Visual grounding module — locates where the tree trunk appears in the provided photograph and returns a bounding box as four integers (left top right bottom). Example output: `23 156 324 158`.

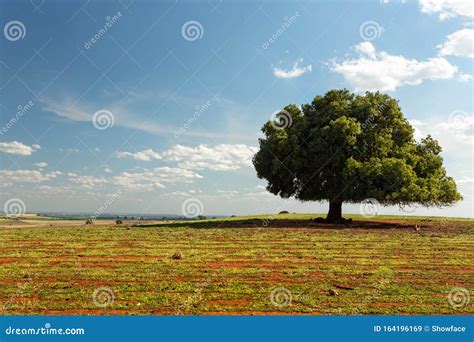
326 201 342 222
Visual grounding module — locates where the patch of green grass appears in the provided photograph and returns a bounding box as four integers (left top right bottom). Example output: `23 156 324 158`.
0 216 473 315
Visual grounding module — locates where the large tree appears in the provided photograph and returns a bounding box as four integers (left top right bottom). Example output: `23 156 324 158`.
253 89 461 222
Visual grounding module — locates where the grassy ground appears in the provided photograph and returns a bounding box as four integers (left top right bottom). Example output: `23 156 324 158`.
0 214 472 315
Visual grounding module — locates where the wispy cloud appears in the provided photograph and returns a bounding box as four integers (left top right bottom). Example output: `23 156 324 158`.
41 98 256 141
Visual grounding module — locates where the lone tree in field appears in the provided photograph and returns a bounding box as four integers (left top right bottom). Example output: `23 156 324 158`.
253 89 461 222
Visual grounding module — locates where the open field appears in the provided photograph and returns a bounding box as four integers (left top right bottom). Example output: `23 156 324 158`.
0 214 473 315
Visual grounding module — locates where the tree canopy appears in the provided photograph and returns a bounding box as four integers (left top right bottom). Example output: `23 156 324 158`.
253 89 462 222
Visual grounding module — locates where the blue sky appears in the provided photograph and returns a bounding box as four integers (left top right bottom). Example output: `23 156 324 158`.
0 0 473 217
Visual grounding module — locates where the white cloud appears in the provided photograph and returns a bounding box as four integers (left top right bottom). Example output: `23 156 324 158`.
113 167 202 191
116 149 161 161
162 144 258 171
38 185 75 195
419 0 474 20
35 162 48 168
458 73 474 81
104 167 112 173
0 141 41 156
408 119 426 141
436 113 474 147
409 114 474 158
68 175 109 189
274 59 312 79
438 28 474 59
115 144 258 171
0 169 61 186
331 42 458 92
65 167 202 191
355 42 377 59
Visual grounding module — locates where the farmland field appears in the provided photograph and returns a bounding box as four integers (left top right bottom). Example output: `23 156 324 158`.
0 214 473 315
